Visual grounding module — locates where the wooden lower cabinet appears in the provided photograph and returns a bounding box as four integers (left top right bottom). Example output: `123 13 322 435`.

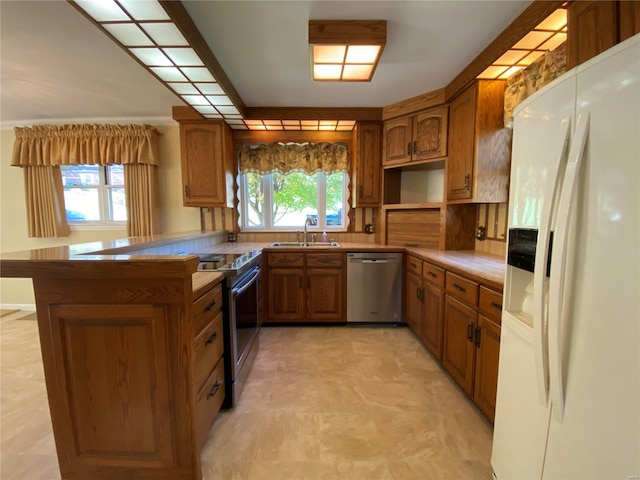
421 281 444 360
404 257 445 361
473 315 501 422
30 265 225 479
406 260 503 423
268 267 305 321
307 267 345 321
442 295 477 396
266 252 345 322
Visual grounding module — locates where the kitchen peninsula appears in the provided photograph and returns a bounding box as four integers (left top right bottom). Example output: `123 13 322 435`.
1 231 505 479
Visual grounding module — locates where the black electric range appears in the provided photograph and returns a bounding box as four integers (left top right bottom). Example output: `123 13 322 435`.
197 249 261 286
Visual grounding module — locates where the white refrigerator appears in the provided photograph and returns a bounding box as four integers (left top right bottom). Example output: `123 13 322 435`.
491 34 640 480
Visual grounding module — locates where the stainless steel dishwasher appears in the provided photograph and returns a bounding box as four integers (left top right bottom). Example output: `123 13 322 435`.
347 252 403 323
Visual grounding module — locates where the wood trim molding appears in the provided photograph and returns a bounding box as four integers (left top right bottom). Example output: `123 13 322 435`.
244 107 382 121
159 1 247 116
172 106 205 122
308 20 387 45
382 88 446 120
444 0 565 101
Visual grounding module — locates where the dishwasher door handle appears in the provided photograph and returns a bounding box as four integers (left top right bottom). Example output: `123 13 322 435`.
361 259 388 263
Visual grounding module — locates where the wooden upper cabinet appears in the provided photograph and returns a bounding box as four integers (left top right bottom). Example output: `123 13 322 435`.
446 80 511 203
179 122 235 208
383 105 448 166
383 116 413 165
567 0 618 69
412 106 448 162
352 122 382 207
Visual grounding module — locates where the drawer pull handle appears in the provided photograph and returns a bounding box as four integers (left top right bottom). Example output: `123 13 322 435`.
207 380 222 400
410 262 417 268
427 271 436 278
279 257 298 264
467 324 474 341
205 331 218 346
491 301 502 310
318 257 331 263
453 283 466 293
475 327 481 347
407 142 412 155
204 301 217 312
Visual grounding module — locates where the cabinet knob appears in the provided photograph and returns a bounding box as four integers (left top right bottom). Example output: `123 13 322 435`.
464 174 470 191
413 141 417 154
407 142 412 156
184 185 191 197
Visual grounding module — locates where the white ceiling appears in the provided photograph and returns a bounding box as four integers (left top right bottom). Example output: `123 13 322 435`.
0 0 532 127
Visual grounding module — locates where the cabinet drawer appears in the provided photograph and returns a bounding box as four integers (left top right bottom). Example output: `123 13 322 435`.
479 287 503 324
193 283 223 335
422 262 445 288
406 255 422 275
306 253 344 267
194 311 224 393
446 272 479 306
195 357 225 447
267 253 304 267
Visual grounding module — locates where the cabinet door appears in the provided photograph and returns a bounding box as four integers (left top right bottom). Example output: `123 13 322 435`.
180 123 232 207
267 268 305 321
404 271 422 334
307 268 344 322
383 116 413 165
442 295 477 396
446 84 476 201
619 0 640 42
354 122 382 207
567 0 618 69
473 315 501 423
412 106 448 162
421 282 444 361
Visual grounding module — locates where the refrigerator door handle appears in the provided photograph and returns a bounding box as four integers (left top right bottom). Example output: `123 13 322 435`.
533 118 572 406
548 112 590 423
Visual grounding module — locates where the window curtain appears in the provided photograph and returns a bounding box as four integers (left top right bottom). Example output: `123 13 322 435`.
237 142 349 175
11 124 160 237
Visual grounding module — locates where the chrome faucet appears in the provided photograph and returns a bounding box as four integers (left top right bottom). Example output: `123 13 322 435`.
303 217 313 246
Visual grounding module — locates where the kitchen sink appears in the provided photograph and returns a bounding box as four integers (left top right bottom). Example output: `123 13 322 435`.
270 241 341 247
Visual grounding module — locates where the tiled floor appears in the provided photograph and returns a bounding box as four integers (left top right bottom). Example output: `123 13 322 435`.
0 312 493 479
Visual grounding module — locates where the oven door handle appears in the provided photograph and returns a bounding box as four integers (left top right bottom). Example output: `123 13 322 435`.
231 267 260 298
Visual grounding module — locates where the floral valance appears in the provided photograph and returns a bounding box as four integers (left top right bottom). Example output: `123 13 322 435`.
11 124 160 167
237 142 349 175
504 42 567 128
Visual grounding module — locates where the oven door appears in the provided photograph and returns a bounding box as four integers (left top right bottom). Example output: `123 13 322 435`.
228 266 260 381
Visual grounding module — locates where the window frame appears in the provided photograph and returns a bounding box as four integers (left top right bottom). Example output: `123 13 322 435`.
239 171 349 232
61 165 127 229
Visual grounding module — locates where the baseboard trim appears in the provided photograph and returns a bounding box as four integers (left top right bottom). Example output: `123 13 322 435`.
1 304 36 311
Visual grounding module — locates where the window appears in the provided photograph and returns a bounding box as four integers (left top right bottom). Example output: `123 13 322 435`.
61 165 126 224
240 171 348 230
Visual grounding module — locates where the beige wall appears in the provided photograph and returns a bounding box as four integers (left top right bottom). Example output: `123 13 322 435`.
0 124 201 307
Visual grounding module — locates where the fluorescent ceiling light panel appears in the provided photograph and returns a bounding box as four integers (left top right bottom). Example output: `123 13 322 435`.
539 33 567 51
206 95 233 106
119 0 169 21
216 106 240 115
194 105 219 115
181 95 210 106
313 45 346 64
129 48 172 66
309 20 386 82
345 45 380 64
167 83 199 94
181 67 216 82
314 64 342 80
150 66 188 82
196 83 224 95
103 24 152 46
163 48 203 66
75 0 128 21
141 23 189 46
513 31 553 50
342 64 373 81
535 9 567 31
